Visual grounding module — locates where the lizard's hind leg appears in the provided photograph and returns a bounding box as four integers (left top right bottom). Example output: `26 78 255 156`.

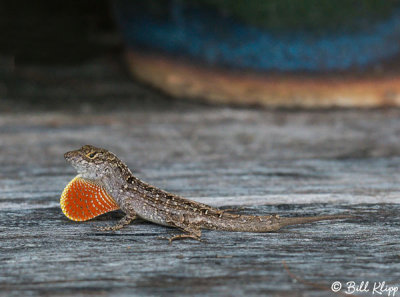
168 232 202 244
165 218 202 243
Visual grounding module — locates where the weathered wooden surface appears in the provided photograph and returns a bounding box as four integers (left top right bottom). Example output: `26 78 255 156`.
1 59 400 297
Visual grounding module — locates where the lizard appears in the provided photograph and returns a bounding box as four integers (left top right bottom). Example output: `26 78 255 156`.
61 145 350 243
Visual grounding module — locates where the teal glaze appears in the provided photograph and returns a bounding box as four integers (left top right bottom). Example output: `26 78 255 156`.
114 1 400 71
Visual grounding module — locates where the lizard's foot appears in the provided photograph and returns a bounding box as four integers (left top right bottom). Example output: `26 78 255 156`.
95 214 137 232
168 233 202 244
164 216 202 243
96 225 124 232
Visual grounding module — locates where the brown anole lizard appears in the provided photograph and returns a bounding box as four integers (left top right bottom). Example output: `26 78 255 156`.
61 145 350 243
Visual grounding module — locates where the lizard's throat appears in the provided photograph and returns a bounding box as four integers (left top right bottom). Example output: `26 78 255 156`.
97 174 126 191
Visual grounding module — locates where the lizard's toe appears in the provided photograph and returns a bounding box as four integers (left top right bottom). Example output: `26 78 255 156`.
94 225 114 232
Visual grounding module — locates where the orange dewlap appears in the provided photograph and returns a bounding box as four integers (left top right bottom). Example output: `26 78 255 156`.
60 175 119 221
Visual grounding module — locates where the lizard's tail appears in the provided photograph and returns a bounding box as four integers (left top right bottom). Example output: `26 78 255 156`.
210 213 351 232
276 214 351 229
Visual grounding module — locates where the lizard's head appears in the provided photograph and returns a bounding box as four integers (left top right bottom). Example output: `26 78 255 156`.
64 145 119 180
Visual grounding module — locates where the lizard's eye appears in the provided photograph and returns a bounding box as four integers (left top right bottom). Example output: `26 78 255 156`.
87 152 98 159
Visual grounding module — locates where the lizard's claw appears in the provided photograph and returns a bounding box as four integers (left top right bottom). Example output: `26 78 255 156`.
156 234 202 244
167 234 202 244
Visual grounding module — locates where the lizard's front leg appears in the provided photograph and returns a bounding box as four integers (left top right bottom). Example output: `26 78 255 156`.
96 213 138 231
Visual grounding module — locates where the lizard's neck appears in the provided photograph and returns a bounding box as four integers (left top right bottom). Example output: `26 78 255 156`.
101 174 126 192
97 161 135 203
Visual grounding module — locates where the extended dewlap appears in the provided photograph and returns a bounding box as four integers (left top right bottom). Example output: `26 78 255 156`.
60 176 119 221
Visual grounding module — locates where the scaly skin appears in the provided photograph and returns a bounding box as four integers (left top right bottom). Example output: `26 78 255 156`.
64 145 350 242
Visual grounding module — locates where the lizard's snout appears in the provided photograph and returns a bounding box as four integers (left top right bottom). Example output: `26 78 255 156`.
64 151 74 161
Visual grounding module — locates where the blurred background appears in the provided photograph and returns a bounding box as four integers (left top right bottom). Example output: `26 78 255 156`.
1 1 400 296
2 0 400 109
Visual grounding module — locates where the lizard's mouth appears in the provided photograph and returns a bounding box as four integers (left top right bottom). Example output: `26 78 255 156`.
64 150 83 166
64 151 75 162
64 150 92 177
